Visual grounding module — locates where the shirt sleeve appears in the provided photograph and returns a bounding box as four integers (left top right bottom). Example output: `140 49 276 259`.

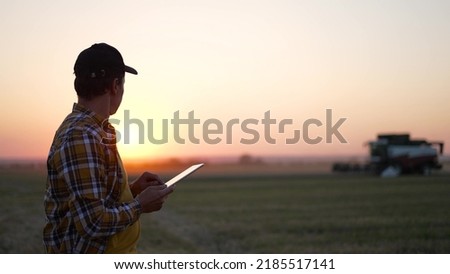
55 130 142 239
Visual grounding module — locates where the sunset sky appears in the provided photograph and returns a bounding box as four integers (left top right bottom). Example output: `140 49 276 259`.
0 0 449 161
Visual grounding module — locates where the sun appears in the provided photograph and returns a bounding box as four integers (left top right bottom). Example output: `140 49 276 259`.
116 138 165 162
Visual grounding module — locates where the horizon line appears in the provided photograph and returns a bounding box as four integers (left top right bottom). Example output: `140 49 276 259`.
1 153 450 164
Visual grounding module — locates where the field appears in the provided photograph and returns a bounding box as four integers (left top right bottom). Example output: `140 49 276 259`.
0 164 449 254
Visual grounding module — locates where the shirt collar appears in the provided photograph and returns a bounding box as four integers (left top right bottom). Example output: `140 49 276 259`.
72 103 118 146
72 102 106 128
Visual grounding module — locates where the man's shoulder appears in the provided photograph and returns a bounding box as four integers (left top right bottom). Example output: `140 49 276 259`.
51 111 106 149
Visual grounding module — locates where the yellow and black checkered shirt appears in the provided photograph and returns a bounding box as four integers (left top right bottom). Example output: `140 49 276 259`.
43 103 142 253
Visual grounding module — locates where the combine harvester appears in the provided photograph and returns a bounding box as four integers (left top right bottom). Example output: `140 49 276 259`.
333 134 444 177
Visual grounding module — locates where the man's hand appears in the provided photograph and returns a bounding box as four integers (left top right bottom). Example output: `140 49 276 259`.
136 184 175 213
130 172 164 197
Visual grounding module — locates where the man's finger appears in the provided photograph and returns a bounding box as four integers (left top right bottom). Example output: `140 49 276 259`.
143 172 164 185
146 184 167 191
161 185 175 196
146 180 162 186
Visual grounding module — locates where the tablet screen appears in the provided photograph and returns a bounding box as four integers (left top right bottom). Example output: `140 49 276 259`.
165 163 204 187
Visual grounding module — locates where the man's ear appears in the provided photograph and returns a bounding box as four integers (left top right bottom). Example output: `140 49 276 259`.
111 78 121 94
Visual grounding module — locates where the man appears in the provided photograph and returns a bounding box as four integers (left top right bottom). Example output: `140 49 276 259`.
43 43 174 253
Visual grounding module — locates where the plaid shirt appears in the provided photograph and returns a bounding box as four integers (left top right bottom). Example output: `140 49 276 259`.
43 103 142 253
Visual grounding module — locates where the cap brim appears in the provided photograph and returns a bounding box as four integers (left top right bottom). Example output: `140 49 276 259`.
125 65 138 75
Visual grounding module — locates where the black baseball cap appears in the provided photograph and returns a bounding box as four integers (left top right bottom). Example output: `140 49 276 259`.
74 43 138 79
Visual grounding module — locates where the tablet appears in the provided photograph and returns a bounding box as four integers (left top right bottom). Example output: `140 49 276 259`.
165 163 204 187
